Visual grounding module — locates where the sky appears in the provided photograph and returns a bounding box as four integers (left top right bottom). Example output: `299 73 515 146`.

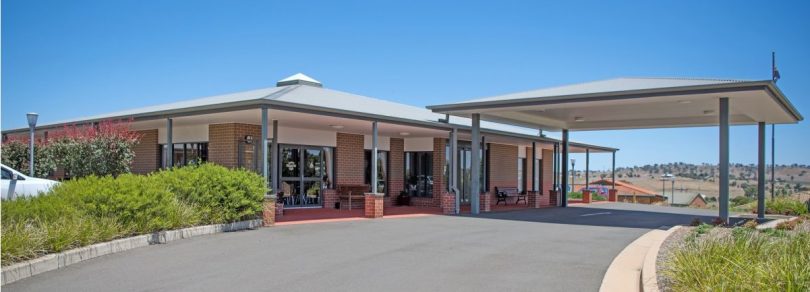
3 0 809 170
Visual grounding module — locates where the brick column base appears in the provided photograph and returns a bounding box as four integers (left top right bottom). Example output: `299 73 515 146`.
323 189 338 209
262 195 277 227
275 203 284 217
481 192 492 212
549 190 559 206
608 189 618 202
582 190 592 204
527 191 541 208
441 192 456 215
364 193 384 218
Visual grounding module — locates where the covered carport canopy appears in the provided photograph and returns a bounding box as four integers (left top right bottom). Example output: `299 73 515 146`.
428 77 803 219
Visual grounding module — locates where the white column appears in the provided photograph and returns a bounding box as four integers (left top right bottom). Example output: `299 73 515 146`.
470 113 481 214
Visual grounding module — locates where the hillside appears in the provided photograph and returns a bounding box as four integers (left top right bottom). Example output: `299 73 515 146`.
584 163 810 201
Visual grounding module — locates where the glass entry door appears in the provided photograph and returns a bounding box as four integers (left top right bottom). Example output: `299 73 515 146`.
456 142 484 204
280 145 325 208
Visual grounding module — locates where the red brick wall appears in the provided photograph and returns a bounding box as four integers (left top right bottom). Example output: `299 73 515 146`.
336 132 365 186
487 143 518 193
386 138 405 207
542 149 554 206
208 123 261 169
132 129 159 174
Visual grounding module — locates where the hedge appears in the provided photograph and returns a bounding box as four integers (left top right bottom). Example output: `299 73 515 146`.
1 163 267 265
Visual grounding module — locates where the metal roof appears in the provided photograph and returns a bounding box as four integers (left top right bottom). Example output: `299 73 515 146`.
428 77 802 131
1 79 618 152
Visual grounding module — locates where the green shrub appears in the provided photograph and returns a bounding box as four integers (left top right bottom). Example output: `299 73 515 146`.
152 164 265 223
1 163 265 265
568 192 583 199
663 227 810 291
764 197 809 215
730 195 754 206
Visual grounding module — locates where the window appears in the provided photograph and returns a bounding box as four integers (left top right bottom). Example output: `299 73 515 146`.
160 142 209 168
405 152 433 197
364 150 388 195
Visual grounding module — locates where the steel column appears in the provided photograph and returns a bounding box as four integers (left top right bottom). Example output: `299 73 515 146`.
561 130 569 207
261 106 269 186
451 128 459 214
166 118 173 168
585 149 590 187
371 121 379 194
470 113 481 214
757 122 766 220
532 141 537 192
272 120 279 193
719 98 730 223
611 151 616 189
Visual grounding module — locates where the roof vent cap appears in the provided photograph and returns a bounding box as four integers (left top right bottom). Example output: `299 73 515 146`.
277 73 322 88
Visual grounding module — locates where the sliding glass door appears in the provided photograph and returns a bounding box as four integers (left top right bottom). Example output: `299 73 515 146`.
279 145 329 208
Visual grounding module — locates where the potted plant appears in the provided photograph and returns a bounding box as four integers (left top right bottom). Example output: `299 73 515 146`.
397 190 411 206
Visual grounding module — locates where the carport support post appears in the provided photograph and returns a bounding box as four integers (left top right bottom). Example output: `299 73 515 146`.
261 106 269 185
561 129 569 207
166 118 173 168
719 98 730 224
272 120 279 193
372 121 379 194
611 151 616 189
532 141 537 192
757 122 766 220
470 113 481 214
451 128 459 214
585 149 590 187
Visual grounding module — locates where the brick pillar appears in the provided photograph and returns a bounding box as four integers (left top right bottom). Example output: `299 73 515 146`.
441 192 456 215
262 195 277 227
364 193 384 218
527 191 541 208
336 133 365 185
323 189 339 209
609 189 618 202
431 138 447 208
481 192 492 212
549 190 559 206
132 129 159 174
387 138 405 207
487 143 518 193
582 190 591 204
541 149 554 206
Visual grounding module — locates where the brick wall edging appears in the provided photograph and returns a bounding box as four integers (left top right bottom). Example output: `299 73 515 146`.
1 219 263 286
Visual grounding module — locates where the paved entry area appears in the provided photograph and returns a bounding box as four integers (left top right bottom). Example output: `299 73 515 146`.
4 203 722 292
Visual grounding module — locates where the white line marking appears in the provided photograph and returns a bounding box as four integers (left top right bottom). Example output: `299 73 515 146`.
581 212 612 217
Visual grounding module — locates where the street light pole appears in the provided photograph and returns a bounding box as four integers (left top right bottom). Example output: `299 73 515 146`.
26 113 39 177
571 158 576 193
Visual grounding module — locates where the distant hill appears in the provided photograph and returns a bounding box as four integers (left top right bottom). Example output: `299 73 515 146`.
586 163 810 199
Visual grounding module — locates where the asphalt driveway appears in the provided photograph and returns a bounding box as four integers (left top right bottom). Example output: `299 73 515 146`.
4 203 721 292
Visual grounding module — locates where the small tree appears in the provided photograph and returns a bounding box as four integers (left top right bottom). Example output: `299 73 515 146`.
0 138 57 178
48 120 140 178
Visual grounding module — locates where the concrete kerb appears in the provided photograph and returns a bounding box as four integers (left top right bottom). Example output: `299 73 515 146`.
599 225 680 292
1 219 262 286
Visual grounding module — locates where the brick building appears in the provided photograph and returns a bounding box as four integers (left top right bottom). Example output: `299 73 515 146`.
2 73 617 215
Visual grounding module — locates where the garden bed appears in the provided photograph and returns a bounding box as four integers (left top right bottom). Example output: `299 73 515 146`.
656 217 810 291
1 164 266 266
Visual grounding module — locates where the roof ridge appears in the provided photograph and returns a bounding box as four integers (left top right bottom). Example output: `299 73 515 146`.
618 76 751 82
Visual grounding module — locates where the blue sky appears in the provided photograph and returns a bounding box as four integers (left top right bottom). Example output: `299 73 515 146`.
3 0 809 170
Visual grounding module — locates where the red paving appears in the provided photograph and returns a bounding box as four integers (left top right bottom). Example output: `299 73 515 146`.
276 206 442 225
276 203 562 225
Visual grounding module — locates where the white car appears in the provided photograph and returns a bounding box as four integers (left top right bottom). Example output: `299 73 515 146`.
1 164 59 200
